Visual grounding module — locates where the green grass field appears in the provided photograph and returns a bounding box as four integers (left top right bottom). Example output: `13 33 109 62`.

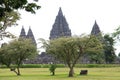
0 67 120 80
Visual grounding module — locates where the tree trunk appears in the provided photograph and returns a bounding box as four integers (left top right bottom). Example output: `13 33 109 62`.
17 67 21 76
68 67 74 77
10 67 20 76
52 71 55 76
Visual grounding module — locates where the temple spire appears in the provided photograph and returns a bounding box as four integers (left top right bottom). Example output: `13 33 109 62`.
26 27 37 46
49 7 71 39
58 7 63 16
19 26 26 38
19 26 37 46
91 20 101 36
91 20 104 42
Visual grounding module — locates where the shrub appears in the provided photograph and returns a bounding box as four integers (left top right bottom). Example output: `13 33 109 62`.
49 64 56 76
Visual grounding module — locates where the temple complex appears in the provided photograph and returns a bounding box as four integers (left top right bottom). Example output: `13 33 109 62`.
19 8 104 64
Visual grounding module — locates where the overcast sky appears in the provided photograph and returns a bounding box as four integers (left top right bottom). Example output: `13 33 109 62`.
7 0 120 54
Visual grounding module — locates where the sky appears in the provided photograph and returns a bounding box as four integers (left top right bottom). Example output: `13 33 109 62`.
7 0 120 54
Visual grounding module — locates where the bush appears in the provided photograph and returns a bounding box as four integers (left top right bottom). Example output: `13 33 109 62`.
49 64 56 76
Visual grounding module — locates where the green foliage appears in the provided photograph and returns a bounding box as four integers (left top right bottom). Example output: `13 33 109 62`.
103 34 116 63
19 64 120 68
0 64 65 68
0 38 38 75
112 26 120 40
0 0 40 40
20 64 42 68
118 53 120 57
25 3 41 14
0 0 40 18
9 38 38 61
56 64 66 68
0 11 20 39
1 64 120 69
49 64 56 76
0 43 12 67
88 52 105 63
40 35 103 77
75 64 120 68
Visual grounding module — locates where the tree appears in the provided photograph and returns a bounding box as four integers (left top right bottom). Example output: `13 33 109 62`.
103 34 116 63
118 53 120 57
0 38 38 75
40 35 103 77
0 0 40 40
112 26 120 40
0 0 40 18
0 11 20 39
87 51 105 64
49 64 56 76
0 43 12 67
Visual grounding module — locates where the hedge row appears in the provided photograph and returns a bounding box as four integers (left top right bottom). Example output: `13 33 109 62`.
0 64 120 68
0 64 65 68
75 64 120 68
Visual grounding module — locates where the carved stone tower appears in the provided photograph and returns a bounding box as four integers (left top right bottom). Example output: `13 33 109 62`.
19 26 26 38
91 20 103 42
49 7 71 39
26 27 37 46
19 26 36 46
91 20 101 36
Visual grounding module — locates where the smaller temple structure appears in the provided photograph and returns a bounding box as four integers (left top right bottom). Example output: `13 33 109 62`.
19 26 37 46
91 20 103 42
91 20 101 36
19 27 26 38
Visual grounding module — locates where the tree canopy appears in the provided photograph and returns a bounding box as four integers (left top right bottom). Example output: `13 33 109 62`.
0 11 20 39
40 35 103 77
0 38 38 75
103 34 116 63
0 0 41 18
0 0 40 40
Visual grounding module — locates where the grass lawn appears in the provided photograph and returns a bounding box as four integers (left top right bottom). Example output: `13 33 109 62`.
0 67 120 80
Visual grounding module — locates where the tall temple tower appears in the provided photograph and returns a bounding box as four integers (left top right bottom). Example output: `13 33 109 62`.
19 26 26 38
26 27 37 46
91 20 103 42
49 7 71 39
91 20 101 36
19 26 36 46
